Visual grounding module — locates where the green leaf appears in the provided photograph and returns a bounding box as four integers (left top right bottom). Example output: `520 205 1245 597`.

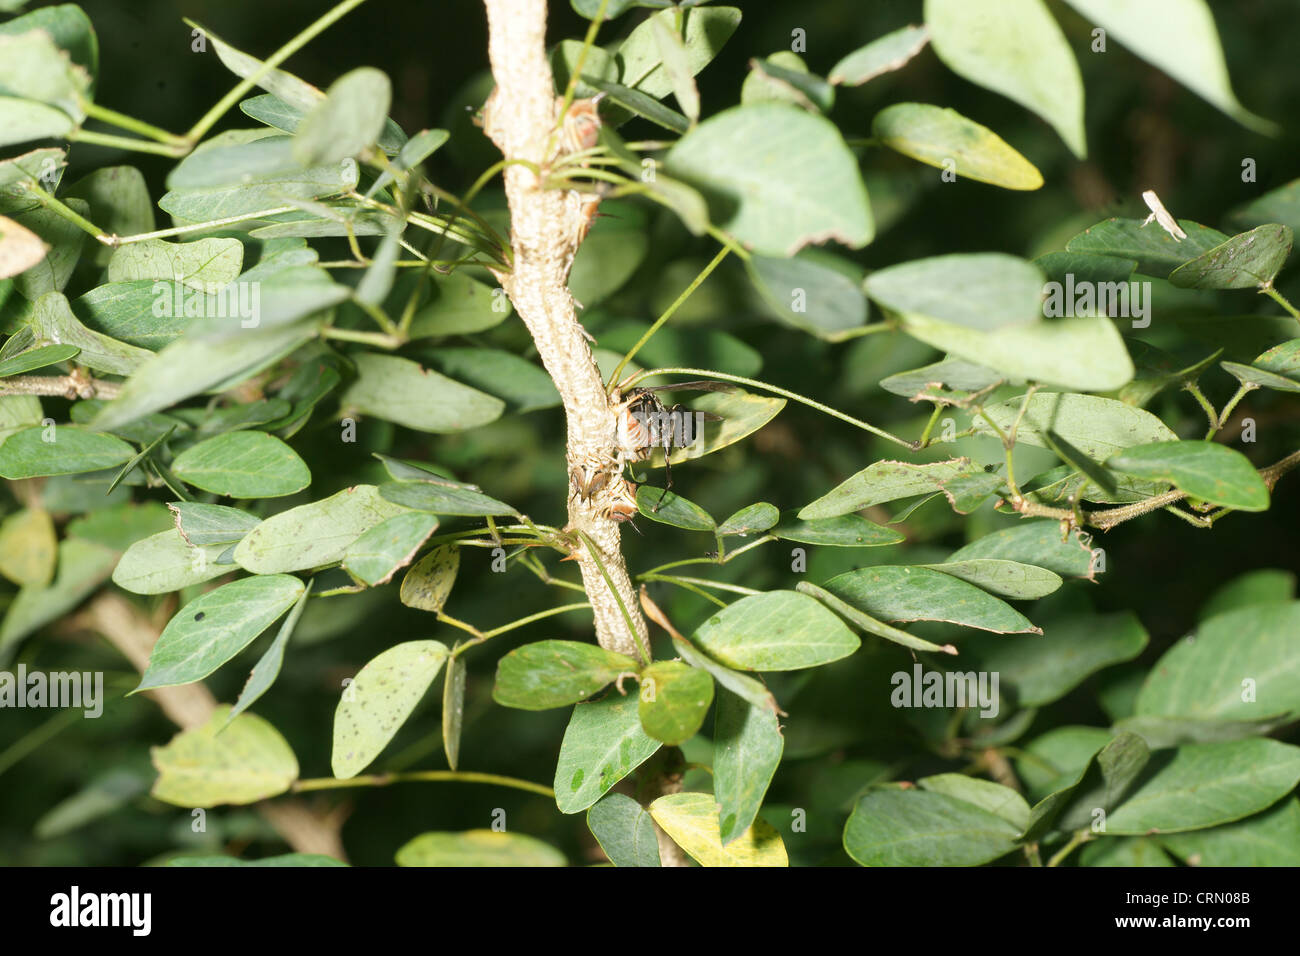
575 76 689 134
587 793 661 867
1168 224 1292 290
923 559 1062 600
0 29 90 122
665 103 872 256
10 198 88 298
341 512 439 587
770 512 904 547
1198 569 1295 621
134 574 305 691
0 5 99 82
872 104 1043 190
293 66 391 166
961 610 1147 707
714 687 783 845
339 352 504 433
571 0 670 21
240 93 405 155
425 348 558 413
844 786 1021 866
571 200 651 307
395 831 565 867
493 641 639 711
442 649 466 771
1022 731 1150 839
974 392 1177 462
829 24 929 86
227 578 311 723
66 501 172 551
899 313 1135 391
1222 338 1300 393
90 320 320 431
1230 178 1300 234
635 486 714 531
0 343 78 377
824 566 1042 635
169 502 260 547
948 520 1100 579
920 774 1030 830
398 544 459 612
331 640 449 778
0 424 132 478
0 506 55 587
1107 738 1300 834
111 529 232 595
233 485 406 574
408 271 509 337
799 457 979 519
64 165 152 266
107 238 244 294
649 15 700 122
0 537 116 660
1061 0 1277 135
0 96 75 148
1065 216 1229 278
650 791 787 866
638 660 713 745
34 767 149 840
1158 798 1300 866
1135 601 1300 724
368 127 448 194
554 692 662 814
670 633 780 715
617 6 741 101
1107 440 1269 511
379 479 516 517
151 707 297 807
159 133 359 224
171 430 311 499
201 27 321 109
797 581 957 656
691 590 860 671
925 0 1084 156
1015 725 1114 799
1079 837 1174 867
744 55 833 113
746 251 868 340
717 502 779 537
646 388 786 468
28 291 150 376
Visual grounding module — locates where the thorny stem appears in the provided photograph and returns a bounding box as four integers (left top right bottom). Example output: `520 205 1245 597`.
480 0 649 663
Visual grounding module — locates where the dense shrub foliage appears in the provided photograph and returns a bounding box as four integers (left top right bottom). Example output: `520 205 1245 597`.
1 0 1298 867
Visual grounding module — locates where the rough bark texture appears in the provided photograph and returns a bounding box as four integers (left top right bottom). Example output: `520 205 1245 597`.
479 0 648 662
479 0 688 867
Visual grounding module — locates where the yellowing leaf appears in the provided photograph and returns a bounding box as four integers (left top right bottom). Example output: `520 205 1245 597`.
649 791 787 866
